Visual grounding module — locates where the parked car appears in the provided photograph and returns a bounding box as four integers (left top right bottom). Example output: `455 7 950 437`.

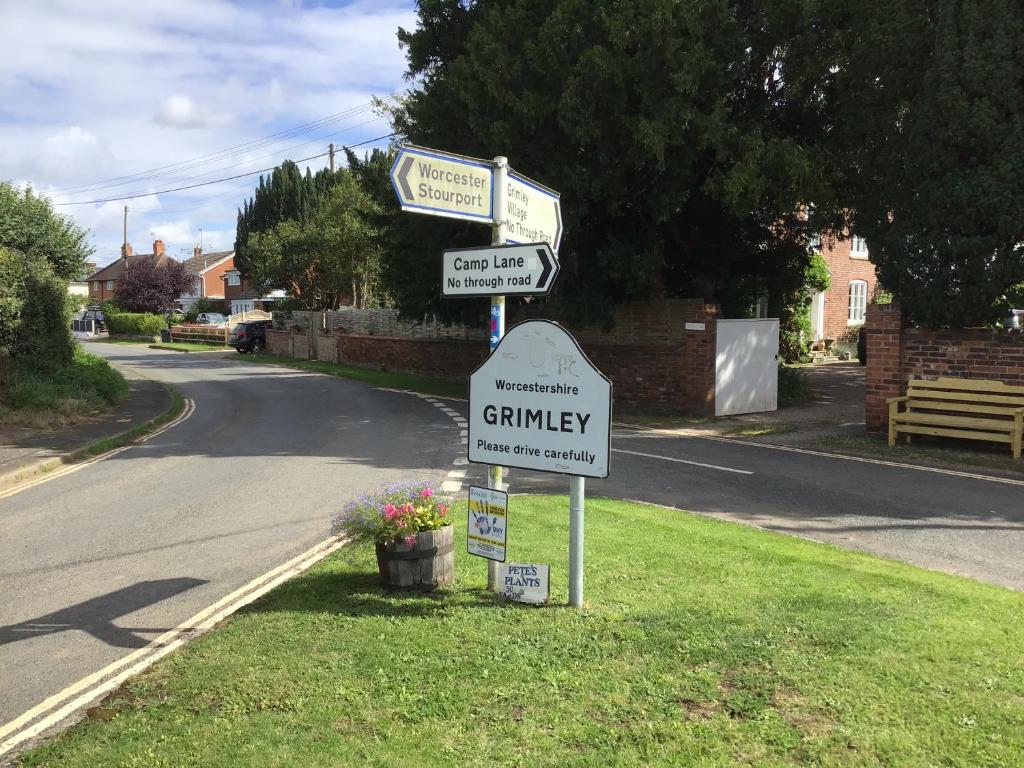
195 312 226 327
80 307 106 332
229 320 272 353
162 308 185 325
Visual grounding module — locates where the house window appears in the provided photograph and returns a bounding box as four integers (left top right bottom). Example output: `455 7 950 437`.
850 234 869 259
106 280 114 290
227 273 240 286
849 280 868 324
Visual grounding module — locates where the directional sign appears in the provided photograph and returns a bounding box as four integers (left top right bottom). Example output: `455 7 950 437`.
442 242 559 298
468 320 612 478
502 169 562 252
390 145 494 223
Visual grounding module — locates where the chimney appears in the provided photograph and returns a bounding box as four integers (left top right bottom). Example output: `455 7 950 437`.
193 245 202 259
153 239 165 257
121 242 132 261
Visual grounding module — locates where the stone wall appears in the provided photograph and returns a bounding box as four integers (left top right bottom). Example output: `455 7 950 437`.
864 303 1024 432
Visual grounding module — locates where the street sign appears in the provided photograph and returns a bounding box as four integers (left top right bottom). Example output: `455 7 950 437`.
390 145 494 223
496 563 549 604
467 485 508 562
502 169 562 252
442 242 559 298
468 320 612 478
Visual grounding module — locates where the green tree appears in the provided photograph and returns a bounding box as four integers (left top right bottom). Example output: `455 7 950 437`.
821 0 1024 327
384 0 832 324
0 181 93 280
779 252 831 363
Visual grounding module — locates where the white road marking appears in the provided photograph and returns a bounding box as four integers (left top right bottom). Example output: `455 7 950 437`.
611 447 754 475
700 435 1024 486
0 534 346 759
0 399 196 501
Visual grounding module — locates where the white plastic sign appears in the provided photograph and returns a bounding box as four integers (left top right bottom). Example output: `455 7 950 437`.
496 563 549 604
468 320 612 478
467 485 507 562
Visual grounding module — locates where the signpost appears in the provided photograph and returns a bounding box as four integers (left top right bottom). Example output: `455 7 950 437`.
390 145 494 223
442 242 559 298
467 485 508 562
468 320 612 479
503 170 563 252
390 142 607 608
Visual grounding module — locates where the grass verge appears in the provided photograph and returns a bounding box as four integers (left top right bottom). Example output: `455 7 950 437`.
0 348 129 428
21 496 1023 767
242 352 467 399
810 433 1024 477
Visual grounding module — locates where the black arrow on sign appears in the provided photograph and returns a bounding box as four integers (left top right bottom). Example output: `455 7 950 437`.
396 155 415 200
537 247 555 289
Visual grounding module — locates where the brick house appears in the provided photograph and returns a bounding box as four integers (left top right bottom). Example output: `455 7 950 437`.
179 248 234 311
85 240 175 303
810 229 878 344
222 268 285 314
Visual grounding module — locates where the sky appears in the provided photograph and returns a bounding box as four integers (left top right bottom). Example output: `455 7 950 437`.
0 0 416 268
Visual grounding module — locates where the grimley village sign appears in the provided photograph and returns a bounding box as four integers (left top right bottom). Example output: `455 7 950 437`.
390 143 610 608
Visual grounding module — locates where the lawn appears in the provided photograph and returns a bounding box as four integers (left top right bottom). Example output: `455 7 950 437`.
21 496 1023 767
93 338 227 352
0 347 128 427
244 353 467 399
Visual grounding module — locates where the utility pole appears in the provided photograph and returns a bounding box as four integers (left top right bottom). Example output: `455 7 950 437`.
121 205 128 258
329 143 335 172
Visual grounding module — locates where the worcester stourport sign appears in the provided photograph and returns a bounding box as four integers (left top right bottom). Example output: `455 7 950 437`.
390 145 493 223
442 242 559 297
468 320 612 479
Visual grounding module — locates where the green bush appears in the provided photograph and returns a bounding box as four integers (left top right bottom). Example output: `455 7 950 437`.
0 249 75 371
106 312 165 337
0 347 128 424
778 364 816 408
779 253 831 363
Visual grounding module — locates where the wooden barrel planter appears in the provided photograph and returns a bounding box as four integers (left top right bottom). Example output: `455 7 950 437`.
375 526 454 591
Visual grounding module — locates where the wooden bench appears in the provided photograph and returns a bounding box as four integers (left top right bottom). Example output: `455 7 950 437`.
888 377 1024 459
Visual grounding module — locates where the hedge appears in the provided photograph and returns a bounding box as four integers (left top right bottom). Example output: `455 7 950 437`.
106 312 165 337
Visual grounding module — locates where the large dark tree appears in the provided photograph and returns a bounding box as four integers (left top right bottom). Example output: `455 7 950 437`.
382 0 834 325
820 0 1024 327
115 258 196 314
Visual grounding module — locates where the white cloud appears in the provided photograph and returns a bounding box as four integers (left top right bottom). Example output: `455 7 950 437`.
0 0 415 266
154 94 227 130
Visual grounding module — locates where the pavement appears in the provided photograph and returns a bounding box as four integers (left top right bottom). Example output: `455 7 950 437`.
2 348 1022 753
0 363 171 492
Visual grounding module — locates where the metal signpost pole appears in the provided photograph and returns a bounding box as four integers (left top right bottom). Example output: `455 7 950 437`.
487 156 508 591
569 476 585 607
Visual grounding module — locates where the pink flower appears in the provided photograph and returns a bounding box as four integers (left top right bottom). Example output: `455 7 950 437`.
404 534 417 547
438 503 448 517
401 502 414 514
383 504 397 519
420 487 434 498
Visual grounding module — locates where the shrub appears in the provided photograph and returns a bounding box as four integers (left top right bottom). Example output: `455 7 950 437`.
779 253 831 363
0 249 74 371
106 312 166 337
778 364 816 408
0 347 128 425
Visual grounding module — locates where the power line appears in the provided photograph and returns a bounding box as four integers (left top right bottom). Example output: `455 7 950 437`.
53 133 396 206
50 97 402 196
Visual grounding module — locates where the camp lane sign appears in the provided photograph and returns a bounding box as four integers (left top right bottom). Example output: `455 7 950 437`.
390 145 493 223
442 242 559 297
468 320 612 478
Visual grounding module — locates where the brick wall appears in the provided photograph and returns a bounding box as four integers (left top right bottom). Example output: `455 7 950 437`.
865 303 1024 432
266 305 721 414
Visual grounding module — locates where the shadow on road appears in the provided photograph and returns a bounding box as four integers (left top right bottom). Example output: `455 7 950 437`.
0 578 207 648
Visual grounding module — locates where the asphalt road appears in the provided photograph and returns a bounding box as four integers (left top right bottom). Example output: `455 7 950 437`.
454 413 1024 592
3 345 1022 734
0 345 461 725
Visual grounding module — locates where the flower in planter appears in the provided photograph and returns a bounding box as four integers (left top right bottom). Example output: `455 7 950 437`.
331 480 453 545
